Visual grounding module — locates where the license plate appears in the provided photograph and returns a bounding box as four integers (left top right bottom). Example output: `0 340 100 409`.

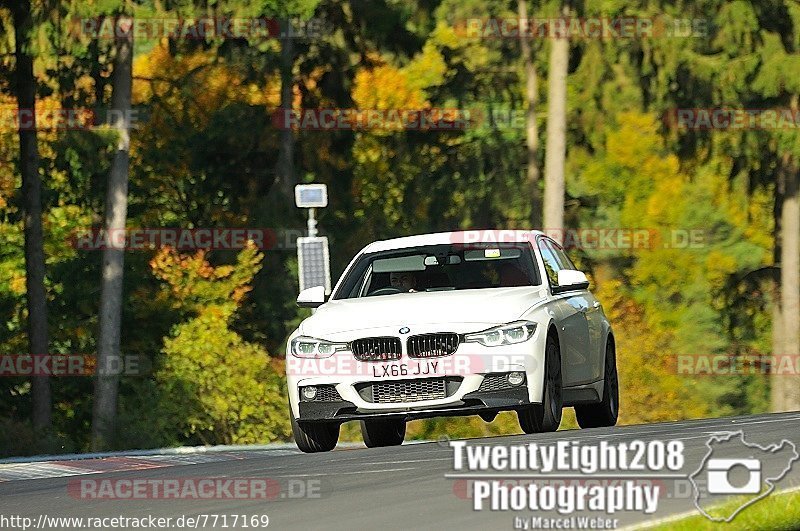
371 360 441 378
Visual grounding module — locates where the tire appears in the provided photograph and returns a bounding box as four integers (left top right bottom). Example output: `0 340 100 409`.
291 413 340 453
518 333 563 433
360 418 406 448
575 338 619 429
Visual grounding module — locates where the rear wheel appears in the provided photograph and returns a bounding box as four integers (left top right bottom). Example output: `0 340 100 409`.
575 338 619 428
518 334 563 433
360 418 406 448
291 414 340 453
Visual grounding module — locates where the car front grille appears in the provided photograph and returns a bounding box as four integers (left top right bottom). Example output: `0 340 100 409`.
407 333 460 358
370 378 447 403
351 337 402 362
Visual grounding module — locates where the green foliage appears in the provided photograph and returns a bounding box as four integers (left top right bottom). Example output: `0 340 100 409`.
152 245 291 445
157 310 291 445
0 417 77 458
595 280 710 424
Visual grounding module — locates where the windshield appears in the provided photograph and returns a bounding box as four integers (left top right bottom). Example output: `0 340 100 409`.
332 243 541 299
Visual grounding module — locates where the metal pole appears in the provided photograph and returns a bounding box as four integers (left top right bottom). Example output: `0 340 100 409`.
307 207 318 237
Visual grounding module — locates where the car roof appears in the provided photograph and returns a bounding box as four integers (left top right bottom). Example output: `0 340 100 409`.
362 230 546 254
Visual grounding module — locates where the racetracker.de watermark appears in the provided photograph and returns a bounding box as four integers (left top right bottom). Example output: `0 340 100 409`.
71 228 305 251
273 107 616 131
666 108 800 130
0 354 147 377
287 353 534 378
454 16 709 39
68 477 322 500
675 354 800 376
273 108 473 131
0 108 141 131
70 16 330 40
1 513 270 530
451 229 705 250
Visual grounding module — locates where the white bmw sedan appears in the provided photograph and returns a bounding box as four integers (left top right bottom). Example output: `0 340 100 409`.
286 231 618 452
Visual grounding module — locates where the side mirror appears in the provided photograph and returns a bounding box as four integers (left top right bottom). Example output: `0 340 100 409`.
297 286 327 308
554 270 590 293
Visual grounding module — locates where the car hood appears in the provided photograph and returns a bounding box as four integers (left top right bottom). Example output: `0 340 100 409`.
300 286 547 337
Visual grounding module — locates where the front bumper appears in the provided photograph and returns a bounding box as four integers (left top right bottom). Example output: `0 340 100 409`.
287 320 548 420
297 385 530 422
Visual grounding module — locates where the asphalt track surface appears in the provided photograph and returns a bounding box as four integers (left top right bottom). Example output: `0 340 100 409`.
1 412 799 530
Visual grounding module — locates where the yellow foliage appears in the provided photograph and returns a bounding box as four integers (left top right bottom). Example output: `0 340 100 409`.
0 93 16 210
595 279 709 424
9 275 26 296
706 248 738 279
133 43 273 126
403 42 448 92
430 22 461 49
607 112 676 171
0 93 73 210
150 243 264 312
352 64 426 111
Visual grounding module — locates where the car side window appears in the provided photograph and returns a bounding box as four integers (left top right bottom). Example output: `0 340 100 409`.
549 240 577 271
537 239 561 286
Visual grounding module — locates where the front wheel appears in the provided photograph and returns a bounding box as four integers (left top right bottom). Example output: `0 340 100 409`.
291 414 340 453
575 338 619 428
360 418 406 447
518 334 563 433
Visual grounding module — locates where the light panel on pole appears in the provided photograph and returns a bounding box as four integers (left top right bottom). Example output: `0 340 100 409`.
297 236 331 295
295 184 328 208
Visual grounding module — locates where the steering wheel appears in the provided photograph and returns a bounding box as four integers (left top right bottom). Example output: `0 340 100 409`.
368 287 402 296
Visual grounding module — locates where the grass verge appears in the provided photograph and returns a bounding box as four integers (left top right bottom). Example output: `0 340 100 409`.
648 488 800 531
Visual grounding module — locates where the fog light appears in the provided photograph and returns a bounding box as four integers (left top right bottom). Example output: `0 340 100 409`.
507 372 525 386
302 386 317 400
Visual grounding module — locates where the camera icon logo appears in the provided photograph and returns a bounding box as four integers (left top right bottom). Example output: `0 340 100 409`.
706 458 761 494
690 431 798 522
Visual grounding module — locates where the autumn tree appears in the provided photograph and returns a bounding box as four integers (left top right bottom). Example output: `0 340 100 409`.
6 0 52 432
92 6 134 451
543 0 570 240
151 244 291 444
518 0 541 227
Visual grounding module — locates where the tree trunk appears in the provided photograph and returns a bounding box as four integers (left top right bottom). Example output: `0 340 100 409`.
771 167 785 412
13 0 52 432
543 4 569 243
780 154 800 411
771 283 786 411
276 19 295 198
92 17 133 451
518 0 541 228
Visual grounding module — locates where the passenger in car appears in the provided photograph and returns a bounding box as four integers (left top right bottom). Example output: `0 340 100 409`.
390 271 419 292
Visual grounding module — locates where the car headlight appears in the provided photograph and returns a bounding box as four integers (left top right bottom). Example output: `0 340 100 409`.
464 321 537 347
290 336 348 358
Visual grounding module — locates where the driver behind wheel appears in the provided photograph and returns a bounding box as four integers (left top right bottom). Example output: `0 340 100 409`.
390 271 418 292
